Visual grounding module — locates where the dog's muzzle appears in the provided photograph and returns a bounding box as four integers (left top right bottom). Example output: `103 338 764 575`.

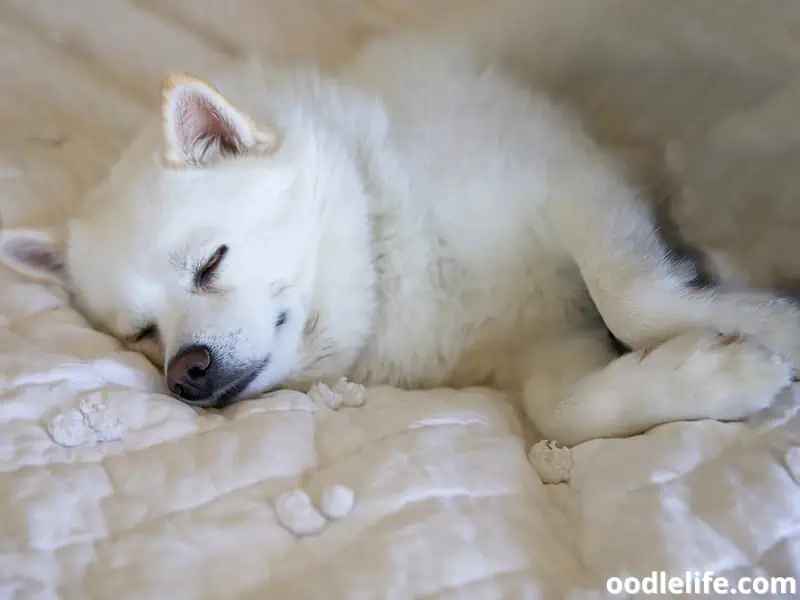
166 344 267 408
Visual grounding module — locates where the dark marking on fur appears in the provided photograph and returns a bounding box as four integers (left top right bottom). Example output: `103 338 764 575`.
653 200 714 290
596 198 713 356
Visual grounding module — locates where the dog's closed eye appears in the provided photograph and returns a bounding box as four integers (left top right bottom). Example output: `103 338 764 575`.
276 310 288 328
129 323 158 344
195 244 228 290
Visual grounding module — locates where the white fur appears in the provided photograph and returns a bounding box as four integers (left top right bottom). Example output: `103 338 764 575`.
2 32 800 446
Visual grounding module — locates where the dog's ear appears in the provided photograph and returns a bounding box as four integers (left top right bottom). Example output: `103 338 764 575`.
0 227 67 285
161 73 279 168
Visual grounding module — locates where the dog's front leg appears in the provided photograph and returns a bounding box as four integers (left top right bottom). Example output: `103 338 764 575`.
548 166 800 368
519 327 791 447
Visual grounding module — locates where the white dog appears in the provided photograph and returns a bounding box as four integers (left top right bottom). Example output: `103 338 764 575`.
2 32 799 446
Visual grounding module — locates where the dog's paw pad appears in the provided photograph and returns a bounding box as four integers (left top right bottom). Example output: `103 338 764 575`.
321 484 355 520
275 489 327 537
529 440 573 484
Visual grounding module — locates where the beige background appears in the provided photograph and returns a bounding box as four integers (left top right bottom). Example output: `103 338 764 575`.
2 0 800 287
0 4 798 598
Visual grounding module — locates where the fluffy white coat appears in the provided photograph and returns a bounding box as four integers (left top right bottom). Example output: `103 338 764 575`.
2 30 799 446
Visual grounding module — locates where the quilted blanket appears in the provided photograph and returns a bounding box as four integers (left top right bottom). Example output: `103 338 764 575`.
1 1 799 598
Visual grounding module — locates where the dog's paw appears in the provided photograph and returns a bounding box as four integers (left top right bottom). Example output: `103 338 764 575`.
653 329 793 421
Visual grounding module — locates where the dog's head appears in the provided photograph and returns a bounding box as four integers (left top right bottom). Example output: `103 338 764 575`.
0 73 376 407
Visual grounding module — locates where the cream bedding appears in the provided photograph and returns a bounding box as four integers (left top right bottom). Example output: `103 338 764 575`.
1 1 799 598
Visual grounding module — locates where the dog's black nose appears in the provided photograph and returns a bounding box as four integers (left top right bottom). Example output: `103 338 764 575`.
167 344 214 402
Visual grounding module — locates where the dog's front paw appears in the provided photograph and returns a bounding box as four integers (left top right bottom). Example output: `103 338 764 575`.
735 293 800 374
652 329 793 421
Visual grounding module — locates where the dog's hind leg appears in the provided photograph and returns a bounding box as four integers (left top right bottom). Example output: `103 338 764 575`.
519 327 792 447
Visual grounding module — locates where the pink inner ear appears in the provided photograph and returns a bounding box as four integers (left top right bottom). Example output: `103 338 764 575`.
7 237 64 275
175 92 242 161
